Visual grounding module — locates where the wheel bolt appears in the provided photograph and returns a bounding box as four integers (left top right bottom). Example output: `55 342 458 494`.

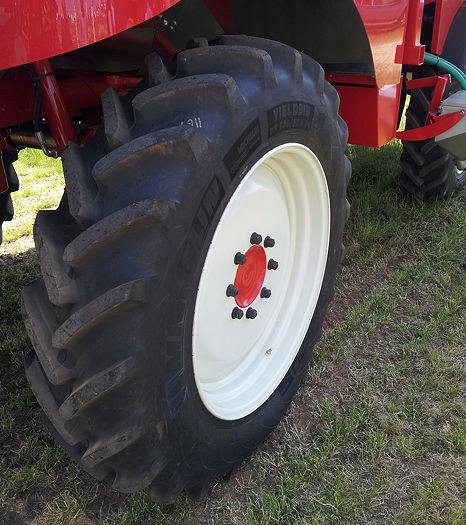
268 259 279 270
246 307 257 319
231 307 244 319
250 232 262 245
260 287 272 298
264 236 275 248
234 252 247 265
226 284 239 297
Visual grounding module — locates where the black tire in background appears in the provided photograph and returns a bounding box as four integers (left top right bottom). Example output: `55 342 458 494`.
22 36 350 502
400 70 466 201
0 150 19 243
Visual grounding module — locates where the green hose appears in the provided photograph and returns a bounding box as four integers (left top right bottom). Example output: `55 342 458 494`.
424 52 466 90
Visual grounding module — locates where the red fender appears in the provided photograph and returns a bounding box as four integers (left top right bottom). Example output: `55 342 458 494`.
0 0 181 71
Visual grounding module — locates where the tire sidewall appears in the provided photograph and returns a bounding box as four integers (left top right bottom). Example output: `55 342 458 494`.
159 91 347 476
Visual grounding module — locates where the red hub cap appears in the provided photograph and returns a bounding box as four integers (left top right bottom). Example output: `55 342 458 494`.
234 245 267 308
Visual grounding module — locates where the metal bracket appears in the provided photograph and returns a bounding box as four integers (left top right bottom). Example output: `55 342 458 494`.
396 110 465 141
407 75 451 123
394 0 425 66
395 74 463 141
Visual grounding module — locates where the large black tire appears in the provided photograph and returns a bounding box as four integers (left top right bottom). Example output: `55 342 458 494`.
22 36 350 502
0 149 19 243
400 73 466 201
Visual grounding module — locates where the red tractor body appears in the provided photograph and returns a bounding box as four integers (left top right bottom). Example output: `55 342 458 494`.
0 1 464 153
0 1 180 71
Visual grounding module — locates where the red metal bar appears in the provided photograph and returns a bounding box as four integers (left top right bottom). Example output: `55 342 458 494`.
396 110 464 140
0 69 143 129
32 59 78 151
325 74 376 86
406 74 450 123
406 75 449 90
106 75 143 93
395 0 425 65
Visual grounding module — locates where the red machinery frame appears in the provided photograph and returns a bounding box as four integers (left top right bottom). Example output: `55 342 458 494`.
0 1 181 72
396 75 465 141
0 0 463 159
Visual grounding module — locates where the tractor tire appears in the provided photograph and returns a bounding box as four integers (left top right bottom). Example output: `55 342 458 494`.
0 149 19 243
22 36 350 502
400 77 466 201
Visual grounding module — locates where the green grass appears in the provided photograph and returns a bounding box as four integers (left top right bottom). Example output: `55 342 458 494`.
0 144 465 524
0 149 63 254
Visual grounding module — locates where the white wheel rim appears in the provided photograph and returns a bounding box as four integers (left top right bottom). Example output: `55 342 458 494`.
192 143 330 420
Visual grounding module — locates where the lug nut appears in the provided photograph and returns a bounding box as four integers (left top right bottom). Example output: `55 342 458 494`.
234 252 247 265
226 284 239 297
246 307 257 319
231 307 244 319
260 287 272 298
250 232 262 245
268 259 279 270
264 236 275 248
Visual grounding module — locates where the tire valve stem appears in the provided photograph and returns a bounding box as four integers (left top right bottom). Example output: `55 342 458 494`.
264 236 275 248
268 259 279 270
260 287 271 298
250 232 262 245
246 307 257 319
226 284 239 297
231 307 244 319
234 252 247 265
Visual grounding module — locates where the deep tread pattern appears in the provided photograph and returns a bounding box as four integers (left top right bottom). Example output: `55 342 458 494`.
25 352 84 446
93 127 218 220
131 76 248 145
22 281 73 385
24 36 350 502
41 413 111 481
111 458 168 493
145 52 170 87
63 198 176 266
218 35 304 87
34 209 80 305
93 127 201 185
400 84 465 200
177 45 278 93
58 355 139 420
217 35 326 95
52 278 149 349
61 143 99 224
81 419 145 468
102 88 133 150
187 37 209 49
